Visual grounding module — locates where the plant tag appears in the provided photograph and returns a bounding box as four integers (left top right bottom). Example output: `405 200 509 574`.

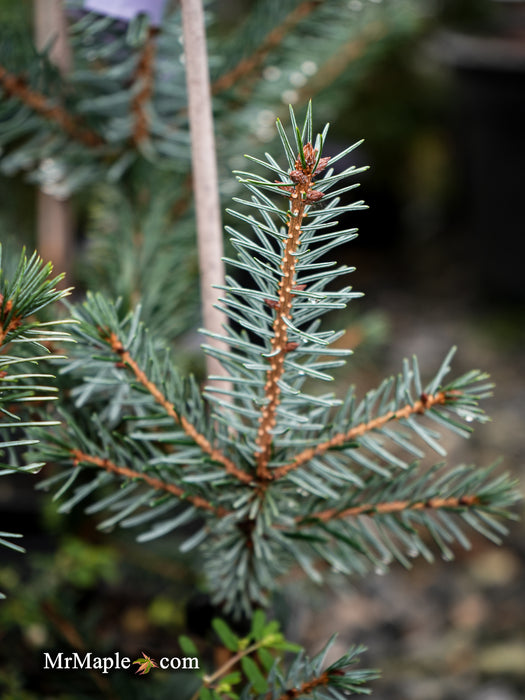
84 0 166 26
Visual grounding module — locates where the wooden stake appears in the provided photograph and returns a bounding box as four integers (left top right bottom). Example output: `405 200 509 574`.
180 0 229 386
33 0 73 283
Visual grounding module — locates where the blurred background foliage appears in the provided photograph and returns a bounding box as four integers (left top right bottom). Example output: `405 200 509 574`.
0 0 524 698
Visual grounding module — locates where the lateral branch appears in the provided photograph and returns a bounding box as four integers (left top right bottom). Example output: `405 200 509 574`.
271 671 331 700
131 27 158 145
301 494 481 524
107 332 252 484
272 391 448 480
71 448 228 516
295 22 387 106
0 65 104 148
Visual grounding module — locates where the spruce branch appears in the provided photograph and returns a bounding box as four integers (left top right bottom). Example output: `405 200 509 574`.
131 27 159 146
71 449 228 516
0 297 22 347
106 330 251 484
272 390 447 480
273 671 331 699
293 463 519 571
33 106 519 619
302 494 482 524
0 65 104 148
0 247 71 596
211 0 322 96
293 21 388 107
265 641 378 699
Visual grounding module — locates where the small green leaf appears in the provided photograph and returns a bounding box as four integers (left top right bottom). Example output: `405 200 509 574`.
261 632 284 647
199 688 213 700
215 682 239 699
271 640 303 652
179 635 199 657
250 609 266 640
212 618 239 652
237 636 249 651
221 671 242 685
262 620 280 637
241 656 268 693
257 647 276 672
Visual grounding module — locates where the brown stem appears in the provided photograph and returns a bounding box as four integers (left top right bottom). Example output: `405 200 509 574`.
0 296 22 347
131 27 158 145
192 640 263 700
272 391 448 480
211 1 322 96
300 494 481 525
0 65 104 148
108 332 252 484
71 448 229 516
254 160 320 479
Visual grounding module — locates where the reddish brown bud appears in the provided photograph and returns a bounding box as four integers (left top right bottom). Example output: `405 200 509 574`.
292 284 307 292
305 189 324 203
274 180 294 194
303 142 317 168
264 298 280 309
289 169 308 184
284 342 300 352
314 156 331 175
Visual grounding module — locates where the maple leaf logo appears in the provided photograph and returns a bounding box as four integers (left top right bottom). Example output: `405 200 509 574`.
132 652 158 675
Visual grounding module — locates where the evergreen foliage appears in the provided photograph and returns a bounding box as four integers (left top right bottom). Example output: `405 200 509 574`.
25 107 518 695
180 611 378 699
0 248 70 595
0 3 520 695
0 0 426 342
0 0 425 193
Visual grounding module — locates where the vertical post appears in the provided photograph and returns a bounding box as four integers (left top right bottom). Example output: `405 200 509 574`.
34 0 73 281
180 0 229 384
